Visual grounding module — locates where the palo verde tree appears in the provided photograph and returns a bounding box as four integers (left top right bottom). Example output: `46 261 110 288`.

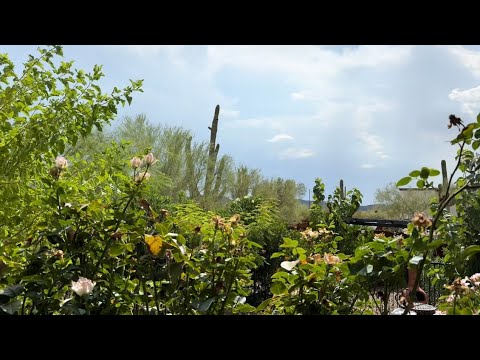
229 165 262 199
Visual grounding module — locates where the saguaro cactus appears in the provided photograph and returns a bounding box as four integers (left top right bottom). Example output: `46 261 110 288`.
339 179 346 200
184 105 229 208
204 105 220 202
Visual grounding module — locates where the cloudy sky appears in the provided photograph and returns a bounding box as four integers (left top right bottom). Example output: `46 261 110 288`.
3 45 480 204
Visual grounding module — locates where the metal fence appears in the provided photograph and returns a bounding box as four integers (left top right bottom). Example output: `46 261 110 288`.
249 261 446 313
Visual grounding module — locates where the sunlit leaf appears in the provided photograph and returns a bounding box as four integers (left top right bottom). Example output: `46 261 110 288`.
397 177 412 186
145 234 162 256
462 245 480 260
270 282 287 295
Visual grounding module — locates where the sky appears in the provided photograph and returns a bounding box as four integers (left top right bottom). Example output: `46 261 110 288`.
2 45 480 205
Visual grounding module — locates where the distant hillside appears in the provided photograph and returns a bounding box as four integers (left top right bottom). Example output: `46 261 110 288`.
299 199 376 212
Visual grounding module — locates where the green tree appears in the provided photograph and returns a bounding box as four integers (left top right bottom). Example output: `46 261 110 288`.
0 45 143 243
374 182 435 219
253 177 308 224
229 165 262 199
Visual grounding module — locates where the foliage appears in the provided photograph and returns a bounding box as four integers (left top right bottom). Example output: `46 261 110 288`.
0 147 262 314
395 113 480 307
253 177 308 225
372 182 435 220
0 45 143 247
224 195 292 305
436 274 480 315
259 235 368 314
349 234 410 314
310 178 369 254
4 45 480 316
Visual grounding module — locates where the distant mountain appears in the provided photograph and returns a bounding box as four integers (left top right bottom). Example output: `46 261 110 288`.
299 199 376 212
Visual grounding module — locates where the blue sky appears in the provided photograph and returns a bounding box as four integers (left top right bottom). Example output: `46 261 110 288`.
3 45 480 204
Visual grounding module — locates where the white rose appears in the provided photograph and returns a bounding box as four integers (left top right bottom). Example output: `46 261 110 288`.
71 277 96 296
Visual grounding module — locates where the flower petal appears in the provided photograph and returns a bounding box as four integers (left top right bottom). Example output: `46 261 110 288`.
281 260 300 271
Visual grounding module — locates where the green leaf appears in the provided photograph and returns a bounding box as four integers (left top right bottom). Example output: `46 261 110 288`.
396 177 412 186
270 281 287 295
409 170 420 177
460 307 473 315
416 179 425 189
473 140 480 151
248 241 263 249
169 262 183 284
280 238 298 248
409 255 424 265
0 299 22 315
427 239 444 250
452 123 478 144
256 298 272 312
428 169 440 176
477 112 480 124
108 244 125 257
295 247 306 255
0 285 25 304
419 167 430 179
462 245 480 260
271 252 284 259
193 297 216 313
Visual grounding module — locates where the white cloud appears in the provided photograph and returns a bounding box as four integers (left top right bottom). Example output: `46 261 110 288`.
278 148 314 160
361 164 376 169
267 134 294 143
449 85 480 117
447 45 480 78
226 117 284 131
354 101 393 159
111 45 188 69
221 108 240 119
376 151 389 159
291 92 306 101
206 46 413 82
